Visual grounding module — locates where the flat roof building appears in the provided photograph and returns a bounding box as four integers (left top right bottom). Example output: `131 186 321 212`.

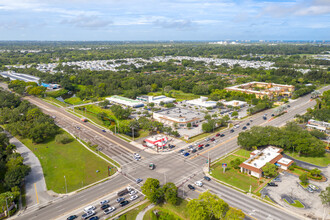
225 82 295 99
239 146 293 178
186 96 217 108
221 100 247 108
106 95 144 108
307 119 330 134
0 71 40 84
153 107 204 127
136 95 175 105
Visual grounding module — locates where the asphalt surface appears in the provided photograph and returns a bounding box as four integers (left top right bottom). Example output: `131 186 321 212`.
12 84 330 220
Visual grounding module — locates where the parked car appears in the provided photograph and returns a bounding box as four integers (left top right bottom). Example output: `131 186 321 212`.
129 190 137 195
307 186 314 193
267 182 278 187
184 152 190 157
136 178 143 184
101 204 110 210
67 215 77 220
116 197 124 203
195 181 203 187
191 148 197 153
89 217 99 220
242 126 247 130
230 129 235 133
104 207 116 215
220 134 225 137
81 211 95 220
205 144 210 147
246 123 250 126
120 200 129 207
188 184 195 190
216 133 220 137
100 200 109 205
204 176 211 181
127 186 134 192
130 195 139 201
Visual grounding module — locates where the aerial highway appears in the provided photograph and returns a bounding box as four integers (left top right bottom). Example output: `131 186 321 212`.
14 85 329 220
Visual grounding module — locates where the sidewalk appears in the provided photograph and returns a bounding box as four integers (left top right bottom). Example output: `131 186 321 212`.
136 204 155 220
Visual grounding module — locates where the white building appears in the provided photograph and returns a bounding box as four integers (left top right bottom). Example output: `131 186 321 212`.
306 119 330 134
221 100 247 108
106 95 144 108
153 108 204 127
136 95 175 105
186 96 217 108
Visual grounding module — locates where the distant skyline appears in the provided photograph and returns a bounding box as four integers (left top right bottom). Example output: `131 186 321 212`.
0 0 329 41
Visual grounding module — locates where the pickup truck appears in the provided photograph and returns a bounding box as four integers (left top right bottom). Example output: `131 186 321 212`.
117 188 129 197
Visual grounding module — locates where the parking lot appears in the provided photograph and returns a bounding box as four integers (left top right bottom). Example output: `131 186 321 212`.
261 171 329 219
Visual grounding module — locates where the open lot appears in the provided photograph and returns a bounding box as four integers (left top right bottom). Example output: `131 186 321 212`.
285 152 330 167
18 130 114 193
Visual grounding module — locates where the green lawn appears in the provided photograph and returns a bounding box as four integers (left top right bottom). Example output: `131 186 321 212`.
18 130 114 193
290 168 308 176
116 201 151 220
43 97 68 107
65 97 89 105
147 90 199 101
143 198 190 220
234 149 251 158
283 199 305 208
286 152 330 167
211 155 260 192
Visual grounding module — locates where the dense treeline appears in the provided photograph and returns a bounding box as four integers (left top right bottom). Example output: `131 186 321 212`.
237 122 326 157
0 89 59 143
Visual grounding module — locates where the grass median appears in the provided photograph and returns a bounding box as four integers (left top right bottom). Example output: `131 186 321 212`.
18 130 114 193
286 152 330 167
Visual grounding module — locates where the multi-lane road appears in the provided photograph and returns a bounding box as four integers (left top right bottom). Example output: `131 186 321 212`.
14 85 329 220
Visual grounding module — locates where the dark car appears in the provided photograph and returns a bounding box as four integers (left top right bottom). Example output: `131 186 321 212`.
263 116 267 120
184 152 190 157
230 129 235 133
101 204 110 210
210 138 215 141
191 149 197 153
242 126 247 130
273 177 281 182
102 129 106 132
188 184 195 190
287 105 290 108
216 133 220 137
136 178 143 184
267 182 278 187
246 123 250 126
198 146 204 150
220 134 225 137
205 144 210 147
169 145 175 149
116 197 124 203
89 217 99 220
271 114 275 117
67 215 77 220
204 176 211 181
120 200 129 207
178 149 185 153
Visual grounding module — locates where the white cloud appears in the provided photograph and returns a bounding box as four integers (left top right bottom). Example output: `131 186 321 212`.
61 15 112 28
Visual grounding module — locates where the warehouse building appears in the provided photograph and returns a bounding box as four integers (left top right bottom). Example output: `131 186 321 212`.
136 95 175 105
0 71 40 83
153 108 204 127
306 119 330 134
106 95 144 108
186 96 217 108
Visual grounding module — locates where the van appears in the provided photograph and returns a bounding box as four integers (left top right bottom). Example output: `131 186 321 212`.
84 205 96 213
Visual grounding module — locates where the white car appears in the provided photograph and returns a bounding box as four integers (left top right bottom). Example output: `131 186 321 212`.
129 190 137 195
133 153 141 160
104 207 116 215
195 181 203 187
100 199 109 205
127 186 134 192
130 195 139 201
82 210 95 219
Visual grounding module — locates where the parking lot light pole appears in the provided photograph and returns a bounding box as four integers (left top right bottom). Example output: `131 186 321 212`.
64 175 67 194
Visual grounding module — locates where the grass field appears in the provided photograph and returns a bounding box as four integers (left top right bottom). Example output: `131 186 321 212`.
286 152 330 167
233 149 251 158
65 97 89 105
43 97 68 107
18 130 114 193
283 199 304 208
211 155 260 192
143 198 189 220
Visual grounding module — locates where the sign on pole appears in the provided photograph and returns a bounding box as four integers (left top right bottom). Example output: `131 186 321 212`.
222 163 227 173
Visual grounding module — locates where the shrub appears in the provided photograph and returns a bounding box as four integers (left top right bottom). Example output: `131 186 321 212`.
299 173 308 185
55 134 73 144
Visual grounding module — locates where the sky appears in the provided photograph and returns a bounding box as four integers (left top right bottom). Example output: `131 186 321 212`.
0 0 329 41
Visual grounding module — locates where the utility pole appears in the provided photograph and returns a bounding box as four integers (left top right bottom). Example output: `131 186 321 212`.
132 127 134 141
208 152 210 172
114 125 116 135
64 176 67 194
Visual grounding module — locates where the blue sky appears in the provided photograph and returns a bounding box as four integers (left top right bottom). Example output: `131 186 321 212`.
0 0 329 40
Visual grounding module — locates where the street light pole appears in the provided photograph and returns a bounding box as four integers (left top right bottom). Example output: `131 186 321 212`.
64 175 67 194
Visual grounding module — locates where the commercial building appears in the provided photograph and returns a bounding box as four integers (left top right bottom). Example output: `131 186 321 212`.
136 95 175 105
225 82 295 99
153 107 204 127
239 146 293 178
106 95 144 108
221 100 247 108
144 135 169 149
0 71 40 84
306 119 330 134
186 96 217 108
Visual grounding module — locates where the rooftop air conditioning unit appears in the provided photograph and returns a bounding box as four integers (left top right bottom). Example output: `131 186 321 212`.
254 163 257 166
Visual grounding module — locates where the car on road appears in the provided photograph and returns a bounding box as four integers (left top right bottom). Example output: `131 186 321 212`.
204 176 211 181
234 124 240 128
89 216 99 220
267 182 278 187
102 129 106 132
220 134 225 137
130 190 137 195
100 199 109 205
84 206 96 213
101 204 110 210
205 144 210 147
130 195 139 201
181 150 186 155
120 200 129 207
178 149 185 153
287 105 290 108
133 153 141 160
216 133 220 137
195 181 203 187
104 207 116 215
263 116 267 120
242 126 247 130
184 152 190 157
169 144 175 149
149 163 155 170
67 215 77 220
230 129 235 133
198 146 204 150
271 114 275 117
210 138 215 141
198 144 204 147
116 197 124 203
250 119 253 122
188 145 194 149
81 211 95 219
76 126 80 130
191 148 197 153
246 122 250 126
188 184 195 190
136 178 143 184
